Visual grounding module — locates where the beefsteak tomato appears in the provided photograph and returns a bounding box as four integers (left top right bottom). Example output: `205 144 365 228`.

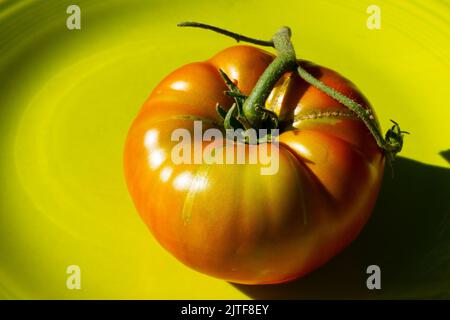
124 45 384 284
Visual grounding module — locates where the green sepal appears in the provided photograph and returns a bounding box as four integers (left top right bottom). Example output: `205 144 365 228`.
215 103 228 120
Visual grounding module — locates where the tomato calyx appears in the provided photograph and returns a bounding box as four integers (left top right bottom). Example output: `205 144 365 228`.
217 69 252 131
215 69 279 143
178 22 408 161
384 120 409 161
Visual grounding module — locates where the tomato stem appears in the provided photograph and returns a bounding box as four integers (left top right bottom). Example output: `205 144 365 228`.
178 22 407 160
177 22 274 47
177 22 294 130
296 65 407 161
242 27 297 129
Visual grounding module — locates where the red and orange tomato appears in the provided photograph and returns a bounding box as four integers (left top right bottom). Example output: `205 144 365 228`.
124 45 384 284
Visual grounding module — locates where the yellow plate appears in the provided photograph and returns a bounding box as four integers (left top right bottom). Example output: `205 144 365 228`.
0 0 449 299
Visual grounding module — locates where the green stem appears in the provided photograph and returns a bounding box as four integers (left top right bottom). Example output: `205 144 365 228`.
178 22 406 159
296 65 384 149
243 27 297 129
178 22 297 130
177 22 274 47
297 65 405 159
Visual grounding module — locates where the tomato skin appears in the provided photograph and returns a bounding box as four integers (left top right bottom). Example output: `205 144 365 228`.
124 45 385 284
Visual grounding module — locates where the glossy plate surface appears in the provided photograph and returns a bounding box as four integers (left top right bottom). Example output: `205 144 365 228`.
0 0 448 298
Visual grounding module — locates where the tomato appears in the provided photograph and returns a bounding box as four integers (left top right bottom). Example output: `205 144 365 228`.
124 45 384 284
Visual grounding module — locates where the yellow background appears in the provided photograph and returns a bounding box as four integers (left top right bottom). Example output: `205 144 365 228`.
0 0 448 299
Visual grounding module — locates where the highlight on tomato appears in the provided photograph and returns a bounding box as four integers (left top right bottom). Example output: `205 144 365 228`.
123 22 407 284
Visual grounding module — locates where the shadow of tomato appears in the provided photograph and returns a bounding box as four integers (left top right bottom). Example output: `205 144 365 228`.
233 156 450 299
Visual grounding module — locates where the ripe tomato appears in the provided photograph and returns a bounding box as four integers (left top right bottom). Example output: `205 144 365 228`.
124 45 384 284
